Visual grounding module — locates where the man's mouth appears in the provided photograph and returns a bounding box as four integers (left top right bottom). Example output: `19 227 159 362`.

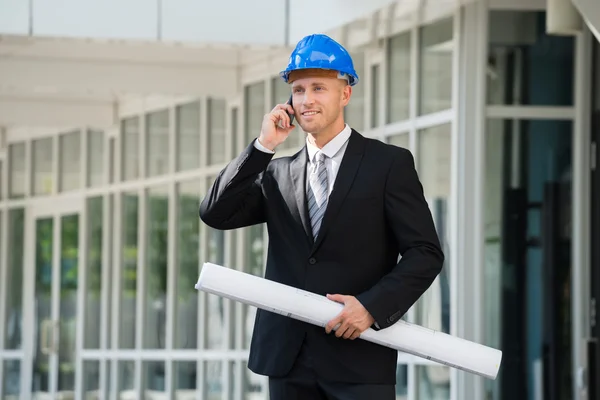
302 111 319 116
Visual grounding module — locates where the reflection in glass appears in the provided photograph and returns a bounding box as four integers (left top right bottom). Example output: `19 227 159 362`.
176 101 200 171
87 130 104 187
395 364 408 399
344 52 365 131
416 365 450 399
244 225 264 349
204 361 223 400
208 98 227 164
32 137 54 196
483 119 573 399
2 360 21 399
120 192 138 349
487 11 574 106
121 117 140 181
118 361 135 400
146 109 170 177
32 218 53 396
175 180 201 349
59 130 81 192
174 361 197 399
84 197 103 349
58 214 79 392
245 82 265 144
82 361 100 399
387 133 410 149
8 143 26 199
143 361 165 394
419 17 453 115
416 125 451 335
144 186 169 349
387 31 411 123
4 209 24 350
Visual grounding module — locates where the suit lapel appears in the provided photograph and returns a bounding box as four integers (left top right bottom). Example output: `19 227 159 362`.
311 130 366 254
285 147 314 243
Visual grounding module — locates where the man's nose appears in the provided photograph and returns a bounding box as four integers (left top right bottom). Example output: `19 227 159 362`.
302 92 315 106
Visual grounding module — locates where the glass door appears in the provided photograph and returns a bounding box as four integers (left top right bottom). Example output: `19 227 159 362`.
22 198 83 399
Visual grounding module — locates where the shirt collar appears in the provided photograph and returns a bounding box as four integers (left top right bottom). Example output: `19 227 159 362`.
306 124 352 163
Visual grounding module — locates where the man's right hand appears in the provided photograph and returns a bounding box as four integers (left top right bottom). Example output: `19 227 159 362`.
258 103 296 151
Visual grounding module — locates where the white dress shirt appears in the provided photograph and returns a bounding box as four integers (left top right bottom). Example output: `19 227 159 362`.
254 124 352 194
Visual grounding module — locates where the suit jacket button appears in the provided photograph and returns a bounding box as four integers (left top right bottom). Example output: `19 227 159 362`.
308 257 317 265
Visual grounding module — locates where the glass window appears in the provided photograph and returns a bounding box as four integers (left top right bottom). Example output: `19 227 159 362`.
87 129 104 187
243 225 264 349
8 143 25 199
387 133 410 149
4 209 24 350
121 117 140 181
396 364 408 398
208 98 227 165
487 11 574 106
244 81 265 144
146 109 170 177
120 191 138 349
118 360 135 397
231 107 239 156
144 185 169 349
2 360 21 398
371 64 380 129
174 361 197 397
176 101 200 171
84 197 103 349
82 361 100 398
205 176 226 350
387 31 411 123
483 118 573 399
58 214 79 393
416 364 450 399
203 361 223 399
419 17 454 115
344 52 365 131
143 361 165 393
175 180 201 349
32 137 53 196
59 130 81 192
109 137 116 184
415 124 451 398
242 361 266 399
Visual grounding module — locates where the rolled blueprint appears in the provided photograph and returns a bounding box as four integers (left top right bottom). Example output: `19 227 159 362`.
195 262 502 380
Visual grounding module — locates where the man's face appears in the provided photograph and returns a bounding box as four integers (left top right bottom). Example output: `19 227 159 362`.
289 70 351 135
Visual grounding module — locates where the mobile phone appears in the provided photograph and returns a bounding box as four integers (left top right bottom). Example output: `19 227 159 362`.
286 94 294 125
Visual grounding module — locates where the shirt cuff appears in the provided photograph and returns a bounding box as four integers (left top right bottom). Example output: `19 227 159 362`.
254 138 275 154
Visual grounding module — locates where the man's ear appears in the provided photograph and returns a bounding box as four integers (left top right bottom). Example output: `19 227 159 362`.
342 84 352 105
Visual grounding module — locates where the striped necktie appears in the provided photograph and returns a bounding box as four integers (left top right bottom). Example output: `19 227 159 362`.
307 151 328 239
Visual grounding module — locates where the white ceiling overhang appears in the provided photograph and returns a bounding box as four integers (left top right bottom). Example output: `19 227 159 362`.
0 34 286 128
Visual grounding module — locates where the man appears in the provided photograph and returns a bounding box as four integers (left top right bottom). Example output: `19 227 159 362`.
199 33 444 399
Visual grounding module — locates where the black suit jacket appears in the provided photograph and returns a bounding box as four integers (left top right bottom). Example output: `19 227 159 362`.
199 129 444 384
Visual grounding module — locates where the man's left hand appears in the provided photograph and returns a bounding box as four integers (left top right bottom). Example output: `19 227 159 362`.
325 294 375 340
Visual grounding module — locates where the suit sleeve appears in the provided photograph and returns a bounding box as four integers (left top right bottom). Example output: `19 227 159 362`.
356 149 444 330
199 139 274 230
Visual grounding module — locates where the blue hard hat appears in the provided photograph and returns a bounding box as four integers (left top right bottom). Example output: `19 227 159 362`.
280 34 359 86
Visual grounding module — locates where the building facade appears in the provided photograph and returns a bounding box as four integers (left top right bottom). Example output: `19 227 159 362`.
0 0 598 399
